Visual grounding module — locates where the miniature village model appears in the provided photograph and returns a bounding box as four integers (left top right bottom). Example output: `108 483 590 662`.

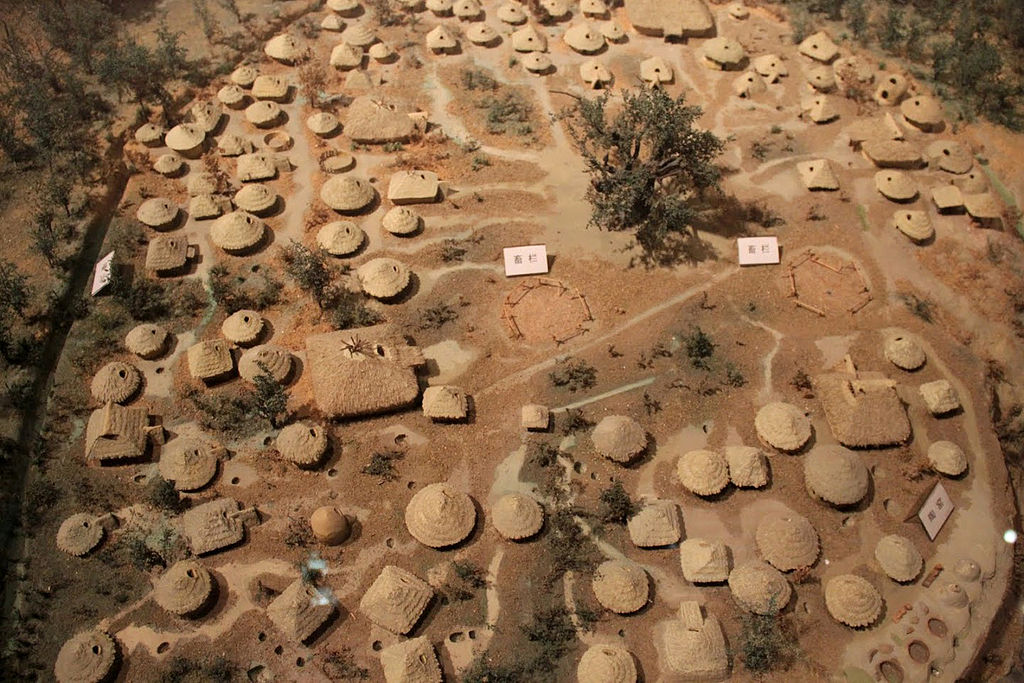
3 0 1024 682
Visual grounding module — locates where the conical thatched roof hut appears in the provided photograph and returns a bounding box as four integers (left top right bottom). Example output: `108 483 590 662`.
726 446 768 488
733 71 766 98
190 194 229 220
874 72 908 106
798 31 838 63
893 209 933 243
90 362 141 404
756 511 819 571
330 42 363 69
342 21 377 47
466 24 499 46
680 538 730 583
56 513 104 557
217 84 246 108
357 258 411 299
901 95 943 131
187 339 234 382
237 153 278 182
728 561 791 614
146 234 190 274
752 54 788 80
380 637 443 683
426 25 458 54
754 402 811 452
874 535 922 582
233 183 277 215
230 64 258 88
405 482 476 547
165 123 206 156
221 309 264 345
307 112 340 137
498 1 528 24
453 0 483 20
245 100 282 128
359 565 434 634
592 560 649 614
677 449 729 496
135 123 164 147
239 344 292 383
276 423 328 468
492 492 544 540
322 14 345 31
884 335 925 371
627 500 681 548
824 574 882 627
217 134 254 157
807 66 836 90
318 221 365 256
264 34 305 64
701 37 745 70
137 198 179 229
797 159 839 191
382 206 421 235
580 59 613 88
189 100 223 133
576 645 637 683
54 630 120 683
512 24 547 52
125 324 168 359
328 0 361 14
369 40 396 61
154 559 214 617
185 169 216 196
874 171 917 202
321 176 376 212
522 52 552 74
154 153 184 176
210 211 265 252
159 437 219 491
591 415 646 463
926 140 972 174
600 20 625 41
640 57 673 86
252 77 290 102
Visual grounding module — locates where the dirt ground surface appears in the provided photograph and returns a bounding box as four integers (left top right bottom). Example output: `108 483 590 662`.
7 0 1024 682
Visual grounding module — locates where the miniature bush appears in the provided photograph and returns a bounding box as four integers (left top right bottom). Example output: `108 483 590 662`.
321 648 370 680
549 357 597 392
560 408 594 435
441 239 467 262
160 655 234 683
420 303 458 330
598 481 636 525
146 475 187 513
361 449 403 481
462 67 498 91
896 292 935 323
479 91 533 136
739 606 798 674
281 241 334 311
683 327 715 370
251 363 288 428
331 289 382 330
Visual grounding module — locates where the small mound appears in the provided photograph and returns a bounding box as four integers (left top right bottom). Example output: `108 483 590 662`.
592 560 649 614
491 492 544 540
928 440 968 476
755 512 819 571
824 574 883 627
677 449 729 496
803 445 869 506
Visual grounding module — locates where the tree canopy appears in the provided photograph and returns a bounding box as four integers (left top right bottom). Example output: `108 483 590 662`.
560 87 724 265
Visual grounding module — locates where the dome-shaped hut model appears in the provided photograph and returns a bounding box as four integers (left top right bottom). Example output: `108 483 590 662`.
591 415 646 464
798 31 838 63
328 0 362 15
599 21 625 42
264 34 304 64
892 210 933 243
733 71 766 98
728 561 792 615
189 100 223 134
728 1 749 19
580 59 613 88
90 362 141 404
884 335 925 371
564 23 606 54
680 538 730 583
725 446 768 488
954 167 988 193
233 183 277 215
159 437 220 491
381 637 443 683
307 112 340 136
627 500 681 548
188 172 219 197
166 123 206 157
523 52 553 74
756 512 819 571
426 25 458 54
367 41 394 62
405 482 477 548
217 84 247 109
875 171 917 202
492 492 544 540
926 140 973 174
218 134 254 157
54 629 120 683
677 449 730 497
875 535 923 583
134 123 164 147
577 645 637 683
901 95 943 132
824 574 883 627
252 74 289 101
426 0 454 15
211 211 266 253
221 309 264 345
755 402 811 452
276 423 328 468
342 21 377 48
238 345 292 383
310 506 351 544
592 560 649 614
382 206 421 235
245 100 282 128
56 513 104 557
330 42 363 69
701 37 745 70
954 558 981 583
190 194 227 221
928 440 967 476
466 24 500 46
919 379 960 415
321 13 345 31
237 152 278 182
230 64 258 88
873 72 908 105
359 565 434 635
126 323 169 359
153 152 184 176
580 0 608 18
136 198 179 229
321 176 375 213
938 582 969 608
154 559 214 617
806 65 836 92
512 24 547 52
541 0 571 20
497 0 527 24
318 220 365 256
640 57 673 86
357 257 411 299
453 0 483 21
422 385 469 421
804 445 869 507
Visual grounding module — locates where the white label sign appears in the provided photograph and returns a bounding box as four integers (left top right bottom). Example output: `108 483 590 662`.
918 482 954 540
91 251 115 296
737 236 780 265
503 244 549 276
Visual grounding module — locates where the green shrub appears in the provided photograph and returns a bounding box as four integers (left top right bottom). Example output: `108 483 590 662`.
549 357 597 392
683 327 715 370
598 481 636 525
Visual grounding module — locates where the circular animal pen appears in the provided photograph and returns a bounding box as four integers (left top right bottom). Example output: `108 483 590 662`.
501 278 593 344
781 249 872 317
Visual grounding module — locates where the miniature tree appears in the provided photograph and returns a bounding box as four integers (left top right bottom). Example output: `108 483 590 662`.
560 88 724 264
281 240 334 311
252 362 288 428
